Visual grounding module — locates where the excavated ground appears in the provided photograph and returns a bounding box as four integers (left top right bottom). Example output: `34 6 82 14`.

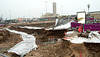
0 21 100 57
0 29 22 57
24 40 100 57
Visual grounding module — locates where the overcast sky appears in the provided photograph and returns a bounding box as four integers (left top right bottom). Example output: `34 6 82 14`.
0 0 100 19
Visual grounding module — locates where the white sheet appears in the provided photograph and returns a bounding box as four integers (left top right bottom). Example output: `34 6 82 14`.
6 29 37 55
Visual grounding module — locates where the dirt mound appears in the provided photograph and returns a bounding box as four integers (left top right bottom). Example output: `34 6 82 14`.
0 30 10 42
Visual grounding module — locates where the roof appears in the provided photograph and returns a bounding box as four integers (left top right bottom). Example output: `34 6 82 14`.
90 11 100 13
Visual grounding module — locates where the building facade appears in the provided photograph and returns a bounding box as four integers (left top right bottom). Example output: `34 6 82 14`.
90 11 100 23
53 2 56 17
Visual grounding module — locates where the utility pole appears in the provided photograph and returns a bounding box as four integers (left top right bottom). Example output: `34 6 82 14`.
45 1 47 14
87 4 90 23
44 1 48 28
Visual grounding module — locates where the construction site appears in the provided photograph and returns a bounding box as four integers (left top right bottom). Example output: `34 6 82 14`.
0 0 100 57
0 20 100 57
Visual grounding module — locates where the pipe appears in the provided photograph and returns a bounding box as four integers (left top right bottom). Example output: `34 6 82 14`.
0 53 8 57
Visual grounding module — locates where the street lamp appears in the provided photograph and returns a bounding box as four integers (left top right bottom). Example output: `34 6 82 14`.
87 4 90 23
44 1 48 27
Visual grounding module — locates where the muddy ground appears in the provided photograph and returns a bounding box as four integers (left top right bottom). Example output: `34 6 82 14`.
0 21 100 57
0 29 22 57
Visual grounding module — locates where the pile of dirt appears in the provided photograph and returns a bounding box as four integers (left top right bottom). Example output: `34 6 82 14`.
0 29 10 42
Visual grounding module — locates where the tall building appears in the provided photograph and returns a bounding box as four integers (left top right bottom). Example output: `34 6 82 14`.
53 2 56 17
41 2 59 18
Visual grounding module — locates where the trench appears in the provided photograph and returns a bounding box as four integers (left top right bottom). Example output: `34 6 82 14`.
9 26 66 45
84 43 100 57
4 22 100 57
